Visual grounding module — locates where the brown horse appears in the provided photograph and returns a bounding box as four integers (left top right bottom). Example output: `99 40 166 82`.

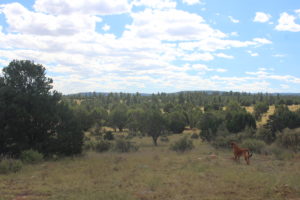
230 142 252 165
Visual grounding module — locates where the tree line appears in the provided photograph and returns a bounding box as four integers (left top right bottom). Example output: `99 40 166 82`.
1 60 300 159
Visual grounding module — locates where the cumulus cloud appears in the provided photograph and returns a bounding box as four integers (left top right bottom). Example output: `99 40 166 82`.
247 50 259 57
131 0 176 9
215 53 234 59
102 24 110 31
123 9 226 41
1 3 101 36
0 1 283 94
276 12 300 32
182 0 202 5
229 16 239 23
253 12 271 23
34 0 130 15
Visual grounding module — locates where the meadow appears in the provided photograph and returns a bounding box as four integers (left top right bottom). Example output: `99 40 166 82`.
1 133 300 200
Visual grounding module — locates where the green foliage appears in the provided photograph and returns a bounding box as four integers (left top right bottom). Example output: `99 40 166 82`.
170 136 194 152
211 134 240 149
103 131 114 140
241 139 266 154
113 138 139 153
166 111 186 134
198 112 223 142
265 105 300 134
141 109 166 146
255 127 276 144
254 102 269 120
265 144 295 160
127 108 145 133
109 104 128 132
225 110 256 133
190 132 199 139
276 128 300 152
0 60 84 157
95 140 111 153
20 149 43 164
0 158 23 174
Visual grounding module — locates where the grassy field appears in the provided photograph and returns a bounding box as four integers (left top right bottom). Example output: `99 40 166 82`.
1 135 300 200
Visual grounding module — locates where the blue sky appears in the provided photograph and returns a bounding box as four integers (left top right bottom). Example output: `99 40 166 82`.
0 0 300 94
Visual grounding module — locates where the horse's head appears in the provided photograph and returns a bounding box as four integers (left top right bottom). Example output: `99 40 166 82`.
230 142 237 148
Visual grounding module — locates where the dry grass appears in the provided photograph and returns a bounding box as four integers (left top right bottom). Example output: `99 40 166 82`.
1 135 300 200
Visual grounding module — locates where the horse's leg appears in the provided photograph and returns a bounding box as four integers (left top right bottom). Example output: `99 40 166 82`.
244 152 249 165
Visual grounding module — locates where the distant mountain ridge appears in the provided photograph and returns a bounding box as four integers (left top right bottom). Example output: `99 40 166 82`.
66 91 300 97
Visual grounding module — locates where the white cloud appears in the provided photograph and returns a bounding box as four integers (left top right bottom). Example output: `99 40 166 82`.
1 3 101 36
252 38 272 44
131 0 176 9
280 84 290 89
230 32 239 37
182 0 202 5
247 50 259 57
253 12 271 23
272 54 285 58
181 52 214 61
0 2 282 94
229 16 239 23
276 12 300 32
102 24 110 31
124 9 226 41
34 0 130 15
215 53 234 59
178 37 271 52
192 64 227 73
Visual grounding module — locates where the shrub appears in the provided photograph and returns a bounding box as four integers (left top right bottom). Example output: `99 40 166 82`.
160 135 169 142
265 144 294 160
20 149 43 164
211 134 240 149
190 133 199 139
241 139 266 154
0 158 23 174
170 136 194 152
255 127 276 144
83 140 96 151
103 131 114 140
276 128 300 152
95 140 111 152
113 139 139 153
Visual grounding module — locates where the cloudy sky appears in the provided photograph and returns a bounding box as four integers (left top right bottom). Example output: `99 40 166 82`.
0 0 300 94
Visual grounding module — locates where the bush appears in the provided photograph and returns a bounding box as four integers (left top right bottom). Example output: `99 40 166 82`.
190 133 199 139
211 134 240 149
160 135 169 142
0 158 23 174
95 140 111 152
20 149 43 164
241 139 266 154
265 144 294 160
83 140 96 151
255 127 276 144
170 136 194 152
276 128 300 152
103 131 114 140
113 139 139 153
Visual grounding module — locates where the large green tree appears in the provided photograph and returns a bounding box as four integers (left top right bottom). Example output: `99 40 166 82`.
142 110 166 146
0 60 84 156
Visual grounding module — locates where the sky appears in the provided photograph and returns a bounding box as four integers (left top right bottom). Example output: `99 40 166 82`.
0 0 300 94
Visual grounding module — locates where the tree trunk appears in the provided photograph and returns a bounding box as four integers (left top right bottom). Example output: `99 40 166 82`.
152 136 158 146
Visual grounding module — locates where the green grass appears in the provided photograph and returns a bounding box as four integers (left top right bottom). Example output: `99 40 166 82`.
1 135 300 200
